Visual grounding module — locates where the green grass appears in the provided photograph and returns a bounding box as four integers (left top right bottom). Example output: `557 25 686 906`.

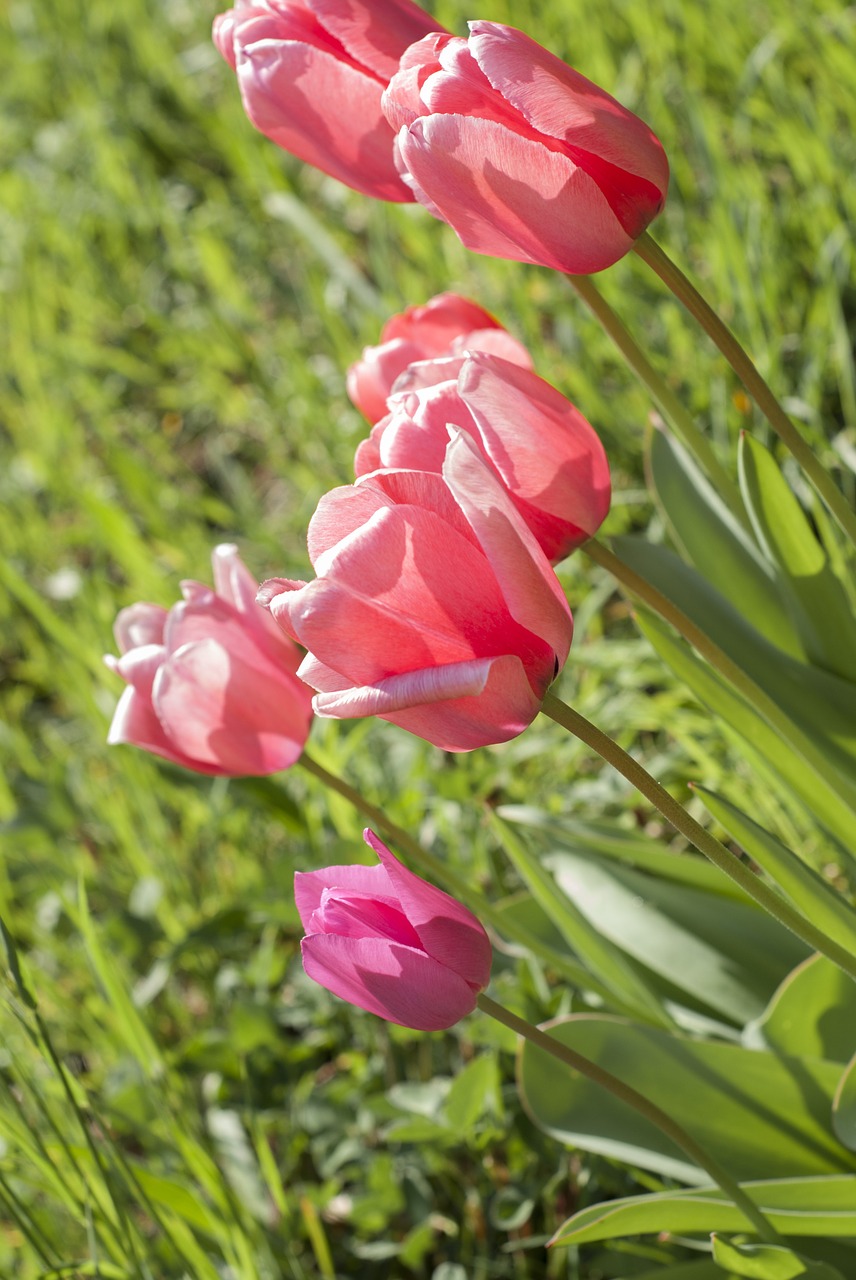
1 0 855 1274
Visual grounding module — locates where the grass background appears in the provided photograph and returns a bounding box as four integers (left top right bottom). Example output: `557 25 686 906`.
1 0 854 1275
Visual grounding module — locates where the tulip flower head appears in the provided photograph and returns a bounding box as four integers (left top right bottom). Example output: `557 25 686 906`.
213 0 442 201
296 829 492 1030
105 544 314 775
260 430 573 752
382 21 669 273
355 350 611 562
347 291 532 422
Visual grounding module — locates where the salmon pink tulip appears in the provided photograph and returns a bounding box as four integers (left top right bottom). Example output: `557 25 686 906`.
354 351 610 562
347 291 532 422
296 830 491 1030
105 545 313 775
382 21 669 273
259 430 573 752
212 0 441 201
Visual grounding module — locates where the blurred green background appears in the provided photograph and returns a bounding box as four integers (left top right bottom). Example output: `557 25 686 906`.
1 0 854 1275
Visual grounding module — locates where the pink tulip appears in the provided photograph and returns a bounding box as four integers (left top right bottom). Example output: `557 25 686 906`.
212 0 441 201
354 351 610 562
296 830 491 1029
347 291 532 422
105 544 313 775
382 21 669 273
259 430 573 752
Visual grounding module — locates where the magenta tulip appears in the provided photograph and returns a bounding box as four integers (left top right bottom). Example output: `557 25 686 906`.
382 21 669 273
354 350 610 562
212 0 441 201
105 544 313 776
296 830 491 1029
259 430 573 752
347 291 532 422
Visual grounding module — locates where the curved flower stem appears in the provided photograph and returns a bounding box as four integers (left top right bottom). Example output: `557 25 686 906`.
565 272 744 521
540 692 856 982
476 992 783 1245
296 752 643 1016
633 231 856 550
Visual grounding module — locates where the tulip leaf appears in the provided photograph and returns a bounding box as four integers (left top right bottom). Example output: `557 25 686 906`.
635 608 856 855
491 816 675 1028
745 954 856 1063
693 788 856 964
495 804 754 901
540 850 807 1026
738 434 856 682
613 537 856 793
711 1236 845 1279
648 431 802 657
549 1175 856 1248
833 1055 856 1153
517 1016 854 1184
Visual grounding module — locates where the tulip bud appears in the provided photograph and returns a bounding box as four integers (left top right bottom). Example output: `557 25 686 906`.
105 544 313 776
355 350 611 563
346 291 532 422
213 0 442 201
382 21 669 273
296 830 492 1030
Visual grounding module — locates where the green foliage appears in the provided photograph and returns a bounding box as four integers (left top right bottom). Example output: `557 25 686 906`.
2 0 856 1274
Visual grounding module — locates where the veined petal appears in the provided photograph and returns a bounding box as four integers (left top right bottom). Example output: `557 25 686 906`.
294 863 394 931
301 934 479 1029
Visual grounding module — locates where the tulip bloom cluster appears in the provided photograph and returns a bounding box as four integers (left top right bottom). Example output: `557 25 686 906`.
106 545 313 776
296 830 491 1029
214 3 668 272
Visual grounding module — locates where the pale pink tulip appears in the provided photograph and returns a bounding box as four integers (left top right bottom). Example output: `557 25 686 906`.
382 22 669 273
213 0 441 201
355 351 610 562
296 830 491 1029
259 431 573 752
106 545 313 775
347 291 532 422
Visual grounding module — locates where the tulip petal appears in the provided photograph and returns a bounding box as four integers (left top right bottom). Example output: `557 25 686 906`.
307 0 441 82
114 603 168 654
382 292 502 349
294 863 394 931
153 638 310 774
468 21 669 195
442 430 573 668
365 832 492 989
107 686 213 772
448 327 533 369
399 114 636 274
211 543 301 672
301 934 479 1030
235 37 409 201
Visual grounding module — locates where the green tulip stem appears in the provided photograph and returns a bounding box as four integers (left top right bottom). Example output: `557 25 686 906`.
475 992 783 1245
565 272 744 520
540 691 856 982
297 752 642 1015
633 231 856 550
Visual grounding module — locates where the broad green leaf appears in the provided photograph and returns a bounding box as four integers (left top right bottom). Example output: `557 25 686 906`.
493 817 674 1028
636 610 856 854
695 790 856 964
833 1055 856 1153
615 539 856 792
443 1055 501 1131
496 805 755 902
518 1016 854 1184
542 851 807 1025
738 435 856 682
746 955 856 1062
648 431 801 657
550 1175 856 1246
711 1235 844 1279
